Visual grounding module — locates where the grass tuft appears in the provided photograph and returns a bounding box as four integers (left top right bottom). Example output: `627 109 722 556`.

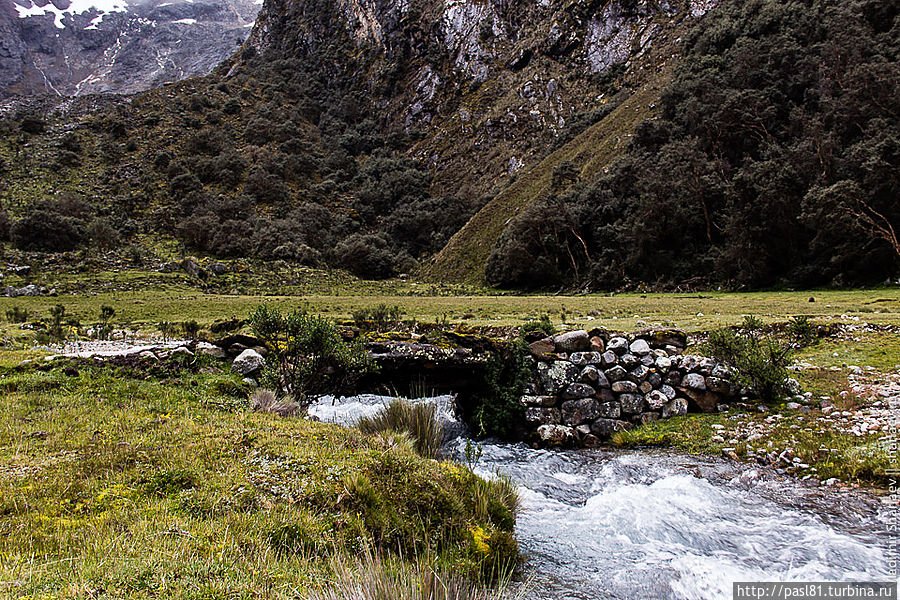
358 400 445 459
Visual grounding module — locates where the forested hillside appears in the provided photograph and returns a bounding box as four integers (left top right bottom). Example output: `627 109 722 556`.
485 0 899 289
0 0 895 290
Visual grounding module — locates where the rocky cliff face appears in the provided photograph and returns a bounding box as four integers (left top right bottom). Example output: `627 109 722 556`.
0 0 261 97
248 0 716 194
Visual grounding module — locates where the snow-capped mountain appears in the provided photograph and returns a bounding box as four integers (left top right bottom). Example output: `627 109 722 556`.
0 0 262 96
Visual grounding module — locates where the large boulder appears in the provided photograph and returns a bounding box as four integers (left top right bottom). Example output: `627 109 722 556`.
537 360 580 394
231 348 265 376
560 398 601 426
590 418 631 439
553 330 591 353
662 397 688 418
562 383 597 400
629 339 652 356
607 337 629 354
537 424 577 446
529 338 556 357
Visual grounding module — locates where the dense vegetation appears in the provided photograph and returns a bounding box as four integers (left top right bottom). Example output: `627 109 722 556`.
0 0 896 290
487 0 899 290
0 15 483 279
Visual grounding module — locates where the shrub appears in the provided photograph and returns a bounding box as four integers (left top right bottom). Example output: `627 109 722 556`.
249 305 373 408
520 315 555 338
706 320 792 402
11 205 86 252
96 305 115 341
181 320 201 340
471 341 530 439
333 233 398 279
352 303 403 331
6 306 28 323
786 316 818 348
358 400 444 459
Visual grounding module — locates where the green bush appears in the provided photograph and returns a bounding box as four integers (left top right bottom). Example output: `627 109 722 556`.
786 316 818 347
520 315 556 338
352 303 403 331
706 320 792 402
249 305 373 409
471 341 530 439
6 306 28 323
358 400 444 459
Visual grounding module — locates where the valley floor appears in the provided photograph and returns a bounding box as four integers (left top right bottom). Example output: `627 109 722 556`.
0 276 897 597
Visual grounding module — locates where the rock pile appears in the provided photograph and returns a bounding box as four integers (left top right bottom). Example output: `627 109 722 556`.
523 329 739 447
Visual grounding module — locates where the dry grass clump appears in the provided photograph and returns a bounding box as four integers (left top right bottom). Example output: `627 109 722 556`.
251 388 300 417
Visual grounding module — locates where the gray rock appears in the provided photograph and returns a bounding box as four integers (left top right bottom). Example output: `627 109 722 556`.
619 393 644 414
660 384 677 400
526 407 561 424
519 395 557 407
785 378 802 395
575 424 592 437
231 348 265 376
537 424 577 446
638 381 653 395
181 258 206 279
538 360 580 394
681 373 707 390
698 357 716 375
601 350 618 367
662 397 688 418
579 365 609 388
640 354 655 366
605 365 627 382
607 337 629 354
645 390 668 410
655 355 672 371
209 262 229 275
647 372 662 388
629 339 652 355
554 330 591 353
785 402 802 410
611 380 638 394
561 398 601 425
168 347 194 358
570 351 603 366
620 354 639 369
628 365 650 382
562 383 596 400
242 377 258 387
196 342 227 359
597 401 621 418
705 376 731 394
138 350 158 361
590 418 631 439
711 364 732 379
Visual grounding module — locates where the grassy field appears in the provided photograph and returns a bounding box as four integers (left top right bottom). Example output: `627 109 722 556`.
0 284 898 338
0 356 518 599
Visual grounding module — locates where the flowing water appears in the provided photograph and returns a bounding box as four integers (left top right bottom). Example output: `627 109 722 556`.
311 395 897 599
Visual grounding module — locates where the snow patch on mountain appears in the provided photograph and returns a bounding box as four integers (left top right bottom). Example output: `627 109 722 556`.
13 0 129 29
